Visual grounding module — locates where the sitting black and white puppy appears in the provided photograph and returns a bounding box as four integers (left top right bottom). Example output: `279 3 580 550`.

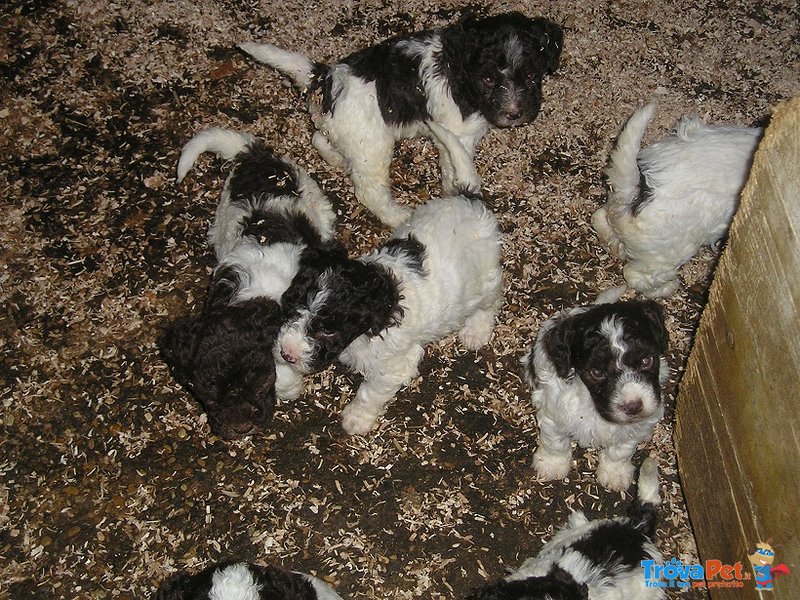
240 12 562 226
155 560 344 600
467 458 665 600
276 194 504 434
159 128 341 438
592 101 763 298
521 291 669 491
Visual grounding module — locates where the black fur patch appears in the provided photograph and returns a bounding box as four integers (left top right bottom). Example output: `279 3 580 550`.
571 521 652 573
381 234 426 274
229 141 299 204
343 34 432 126
467 565 588 600
630 166 653 216
242 210 323 248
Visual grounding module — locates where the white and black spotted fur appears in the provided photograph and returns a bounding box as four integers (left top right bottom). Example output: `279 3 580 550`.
155 561 344 600
159 128 342 438
521 292 669 491
592 100 763 298
240 12 562 226
276 194 504 434
467 458 665 600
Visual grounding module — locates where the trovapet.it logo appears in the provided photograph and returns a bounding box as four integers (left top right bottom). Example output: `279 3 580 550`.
641 558 750 590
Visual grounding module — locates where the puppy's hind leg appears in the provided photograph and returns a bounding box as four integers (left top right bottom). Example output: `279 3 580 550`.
349 145 411 227
312 131 349 171
623 261 680 298
459 291 502 350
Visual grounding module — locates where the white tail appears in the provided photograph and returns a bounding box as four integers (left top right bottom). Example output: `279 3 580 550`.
176 128 256 183
605 101 658 207
239 42 317 90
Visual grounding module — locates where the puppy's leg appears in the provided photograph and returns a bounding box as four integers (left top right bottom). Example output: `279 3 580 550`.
350 151 411 227
532 413 573 481
275 362 304 401
312 131 349 171
623 261 680 298
341 344 424 434
459 291 502 350
596 440 639 491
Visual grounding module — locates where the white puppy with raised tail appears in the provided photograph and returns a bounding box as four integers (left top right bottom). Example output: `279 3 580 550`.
592 101 763 298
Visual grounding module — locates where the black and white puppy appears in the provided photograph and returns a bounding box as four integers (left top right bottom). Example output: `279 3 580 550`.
159 128 341 438
276 194 504 434
240 12 562 226
466 458 665 600
592 101 763 298
155 561 344 600
521 291 669 491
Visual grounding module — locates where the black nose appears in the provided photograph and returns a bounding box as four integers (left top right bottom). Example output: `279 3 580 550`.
280 350 296 364
506 109 523 121
621 399 643 416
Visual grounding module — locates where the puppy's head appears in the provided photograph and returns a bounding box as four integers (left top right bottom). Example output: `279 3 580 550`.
159 269 282 439
467 565 589 600
540 301 668 424
450 12 563 127
278 260 401 372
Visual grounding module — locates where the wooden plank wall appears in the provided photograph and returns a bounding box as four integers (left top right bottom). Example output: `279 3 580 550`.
675 94 799 598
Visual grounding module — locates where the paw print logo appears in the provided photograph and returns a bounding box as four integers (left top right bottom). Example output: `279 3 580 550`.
748 542 791 590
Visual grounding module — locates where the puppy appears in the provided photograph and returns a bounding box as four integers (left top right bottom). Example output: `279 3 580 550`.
467 458 665 600
159 128 341 438
521 292 669 491
592 101 763 297
276 194 503 434
155 561 344 600
240 12 562 226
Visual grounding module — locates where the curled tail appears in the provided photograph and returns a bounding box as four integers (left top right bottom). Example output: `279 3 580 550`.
606 101 657 208
239 42 321 90
426 121 483 198
629 456 661 536
176 128 256 183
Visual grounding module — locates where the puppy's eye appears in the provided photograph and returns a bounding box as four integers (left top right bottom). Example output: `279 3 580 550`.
315 330 339 342
640 356 655 370
588 368 606 381
481 72 498 86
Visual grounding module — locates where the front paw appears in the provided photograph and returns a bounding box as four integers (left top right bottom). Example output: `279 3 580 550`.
596 459 635 491
532 448 571 481
341 403 380 435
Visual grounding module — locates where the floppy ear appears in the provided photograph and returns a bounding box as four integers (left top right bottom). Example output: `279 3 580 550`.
640 300 669 353
205 266 241 313
153 571 192 600
542 315 577 379
529 17 563 73
158 316 200 378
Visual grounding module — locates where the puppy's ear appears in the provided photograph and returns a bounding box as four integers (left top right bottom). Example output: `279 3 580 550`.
158 316 199 377
640 300 669 353
153 571 192 600
205 266 240 313
529 17 564 73
542 316 577 379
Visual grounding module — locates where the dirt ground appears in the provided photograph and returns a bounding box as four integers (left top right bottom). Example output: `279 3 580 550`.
1 0 797 598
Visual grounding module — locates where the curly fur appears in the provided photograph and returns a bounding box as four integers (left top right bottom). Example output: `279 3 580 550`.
521 294 669 491
277 195 504 434
240 12 562 226
592 101 763 297
159 128 340 438
155 561 344 600
467 459 664 600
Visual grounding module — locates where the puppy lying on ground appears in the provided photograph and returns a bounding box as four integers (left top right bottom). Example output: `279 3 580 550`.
467 457 664 599
155 560 344 600
240 12 562 226
592 101 763 298
159 128 341 438
522 289 669 491
276 194 503 434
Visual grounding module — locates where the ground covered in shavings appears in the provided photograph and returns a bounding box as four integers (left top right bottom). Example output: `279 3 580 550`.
1 0 796 598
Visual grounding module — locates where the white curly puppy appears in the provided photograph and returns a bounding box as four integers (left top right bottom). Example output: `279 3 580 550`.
592 101 763 298
276 194 504 434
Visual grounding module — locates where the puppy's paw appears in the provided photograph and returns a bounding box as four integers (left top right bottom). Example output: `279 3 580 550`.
378 204 412 228
458 313 494 350
533 448 571 481
341 403 380 435
596 459 635 491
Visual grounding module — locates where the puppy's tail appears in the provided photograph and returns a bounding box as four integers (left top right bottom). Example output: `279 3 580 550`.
628 456 661 537
239 41 321 90
426 121 483 198
176 128 256 183
605 100 657 209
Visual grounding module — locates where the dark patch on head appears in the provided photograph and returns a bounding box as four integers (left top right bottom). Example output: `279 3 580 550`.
381 234 427 274
229 141 299 205
466 565 588 600
571 521 653 574
158 267 282 439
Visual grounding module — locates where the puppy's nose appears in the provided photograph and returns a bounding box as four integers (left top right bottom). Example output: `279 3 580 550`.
505 109 523 121
621 399 643 416
280 349 297 364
